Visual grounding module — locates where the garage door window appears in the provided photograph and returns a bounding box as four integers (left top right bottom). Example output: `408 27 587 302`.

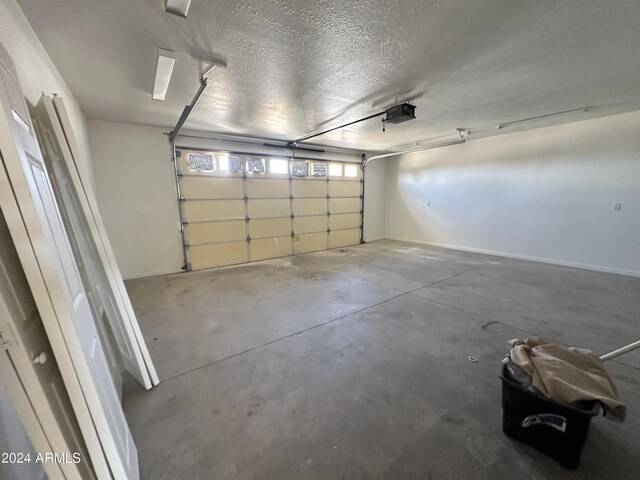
344 164 358 177
269 158 289 174
328 163 343 177
292 160 308 177
311 162 327 176
246 157 266 174
188 152 215 172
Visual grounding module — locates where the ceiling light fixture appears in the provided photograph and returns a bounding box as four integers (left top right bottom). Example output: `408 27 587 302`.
497 106 591 129
165 0 192 17
152 48 175 101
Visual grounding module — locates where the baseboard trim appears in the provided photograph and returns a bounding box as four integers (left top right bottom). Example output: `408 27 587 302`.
385 237 640 278
123 268 183 280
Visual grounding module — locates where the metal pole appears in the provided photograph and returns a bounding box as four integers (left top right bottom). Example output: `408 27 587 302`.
359 153 366 244
170 139 190 271
600 339 640 362
169 75 211 271
497 106 591 130
169 76 208 143
364 139 466 166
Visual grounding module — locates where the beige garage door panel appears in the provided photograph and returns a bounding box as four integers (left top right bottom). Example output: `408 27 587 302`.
251 217 291 238
328 228 360 249
186 220 246 245
183 200 246 222
293 215 327 234
328 180 361 197
293 232 328 254
182 176 243 199
329 197 361 214
292 179 326 197
329 213 360 230
292 198 327 216
177 149 362 269
248 199 290 218
246 178 289 198
251 236 292 261
189 241 248 270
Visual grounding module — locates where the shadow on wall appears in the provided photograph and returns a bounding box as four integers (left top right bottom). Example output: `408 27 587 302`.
386 110 640 275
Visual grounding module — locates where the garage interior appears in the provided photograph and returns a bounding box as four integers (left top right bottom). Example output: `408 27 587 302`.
0 0 639 479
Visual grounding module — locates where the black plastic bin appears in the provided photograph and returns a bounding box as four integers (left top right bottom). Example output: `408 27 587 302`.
499 363 599 469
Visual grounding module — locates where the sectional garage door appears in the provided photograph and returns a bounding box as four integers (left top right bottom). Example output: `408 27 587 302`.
177 149 363 271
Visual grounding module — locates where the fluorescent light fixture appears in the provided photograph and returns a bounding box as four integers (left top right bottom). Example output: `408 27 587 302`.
152 48 175 101
165 0 192 17
497 106 591 129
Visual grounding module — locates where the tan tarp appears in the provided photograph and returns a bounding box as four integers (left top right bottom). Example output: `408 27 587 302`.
509 337 625 422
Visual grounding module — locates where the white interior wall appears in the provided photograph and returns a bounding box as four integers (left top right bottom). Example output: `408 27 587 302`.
0 0 95 189
87 119 183 279
386 110 640 276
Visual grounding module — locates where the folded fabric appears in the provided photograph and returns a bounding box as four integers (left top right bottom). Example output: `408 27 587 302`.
508 337 625 422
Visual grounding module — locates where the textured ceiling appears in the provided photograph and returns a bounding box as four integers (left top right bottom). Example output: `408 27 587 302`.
17 0 640 150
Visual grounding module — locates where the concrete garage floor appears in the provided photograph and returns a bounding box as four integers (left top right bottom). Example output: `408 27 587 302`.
123 240 640 479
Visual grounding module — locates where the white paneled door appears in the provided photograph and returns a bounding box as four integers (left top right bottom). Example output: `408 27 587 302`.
0 208 95 480
51 96 159 388
31 95 158 391
0 45 138 479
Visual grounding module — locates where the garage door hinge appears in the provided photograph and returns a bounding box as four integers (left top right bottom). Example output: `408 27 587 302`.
0 324 18 351
247 235 251 242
